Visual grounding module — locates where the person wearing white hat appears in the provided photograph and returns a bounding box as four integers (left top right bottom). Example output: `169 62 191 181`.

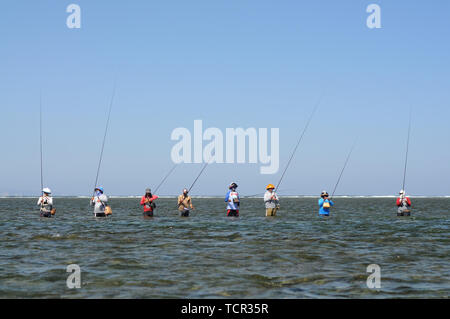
396 190 411 216
37 188 54 218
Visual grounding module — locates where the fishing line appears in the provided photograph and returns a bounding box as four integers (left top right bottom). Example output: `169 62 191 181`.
274 96 323 192
39 92 44 195
243 188 295 198
187 161 210 194
402 107 412 192
330 138 357 199
92 82 116 196
153 163 178 193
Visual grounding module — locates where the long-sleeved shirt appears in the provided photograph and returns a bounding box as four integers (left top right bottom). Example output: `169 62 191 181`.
396 197 411 207
37 196 53 213
140 195 158 212
264 191 279 208
225 190 240 210
318 198 334 215
91 195 108 215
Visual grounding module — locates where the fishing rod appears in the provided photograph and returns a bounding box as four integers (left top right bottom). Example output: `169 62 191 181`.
39 92 44 198
401 107 412 194
177 162 209 207
176 161 209 208
91 82 116 197
330 138 357 199
153 163 178 194
274 96 323 192
243 188 295 198
187 161 209 193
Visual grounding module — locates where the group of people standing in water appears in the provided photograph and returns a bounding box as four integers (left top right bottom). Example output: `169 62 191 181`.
37 183 413 218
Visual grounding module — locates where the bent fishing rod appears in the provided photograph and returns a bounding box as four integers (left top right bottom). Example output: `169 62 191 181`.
330 138 357 199
401 107 412 195
91 82 116 198
274 96 323 193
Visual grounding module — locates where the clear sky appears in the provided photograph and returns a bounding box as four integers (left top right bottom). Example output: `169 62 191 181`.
0 0 449 196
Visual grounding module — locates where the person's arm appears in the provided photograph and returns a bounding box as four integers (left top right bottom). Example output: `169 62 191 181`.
406 197 412 206
37 197 42 206
225 191 230 202
140 196 146 206
151 195 159 201
396 198 401 206
318 198 324 207
47 197 53 206
264 192 271 203
329 200 334 206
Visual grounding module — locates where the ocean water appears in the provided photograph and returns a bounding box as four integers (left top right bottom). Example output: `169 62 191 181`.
0 197 448 298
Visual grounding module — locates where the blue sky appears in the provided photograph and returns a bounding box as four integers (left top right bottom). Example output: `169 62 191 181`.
0 0 449 196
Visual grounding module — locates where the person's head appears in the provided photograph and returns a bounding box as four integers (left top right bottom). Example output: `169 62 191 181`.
321 191 329 198
266 184 275 193
399 190 405 195
183 188 188 195
145 188 152 197
229 182 238 190
95 187 104 195
42 188 51 196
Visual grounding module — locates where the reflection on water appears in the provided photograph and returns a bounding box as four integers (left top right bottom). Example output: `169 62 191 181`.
0 198 448 298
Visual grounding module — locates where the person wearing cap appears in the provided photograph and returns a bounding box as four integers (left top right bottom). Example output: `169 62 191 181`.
396 190 411 216
264 184 279 216
91 187 110 217
140 188 159 217
178 188 194 217
318 191 334 216
37 188 54 218
225 182 240 217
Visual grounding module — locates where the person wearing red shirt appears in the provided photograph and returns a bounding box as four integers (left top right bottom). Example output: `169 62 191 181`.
140 188 159 217
396 190 411 216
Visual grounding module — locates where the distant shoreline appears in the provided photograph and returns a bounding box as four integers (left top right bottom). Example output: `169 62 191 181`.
1 195 450 199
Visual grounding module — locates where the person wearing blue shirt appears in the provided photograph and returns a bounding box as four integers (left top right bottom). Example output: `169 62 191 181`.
318 191 334 216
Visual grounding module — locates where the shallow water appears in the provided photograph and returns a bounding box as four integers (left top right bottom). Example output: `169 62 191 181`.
0 198 448 298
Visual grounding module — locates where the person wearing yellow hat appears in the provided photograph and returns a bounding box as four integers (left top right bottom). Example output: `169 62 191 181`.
264 184 279 216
